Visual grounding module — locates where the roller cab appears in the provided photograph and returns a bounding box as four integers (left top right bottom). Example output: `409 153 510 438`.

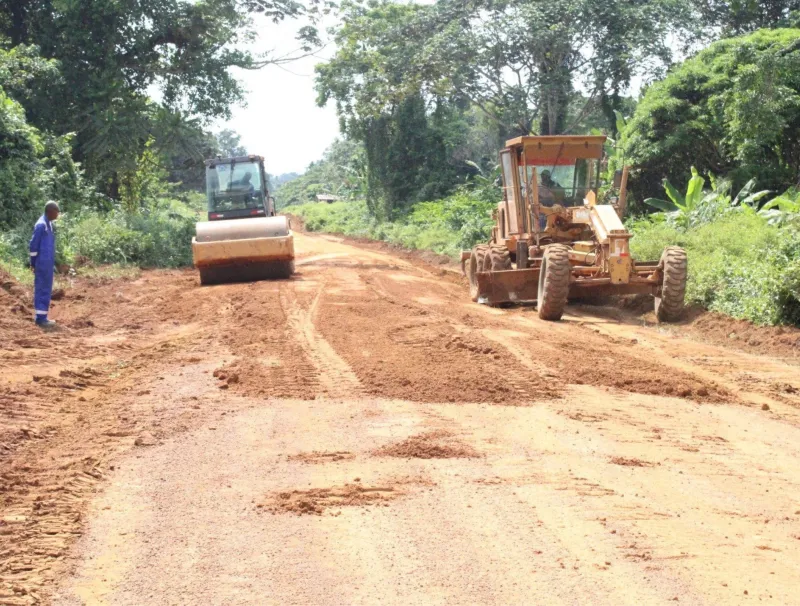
192 156 295 285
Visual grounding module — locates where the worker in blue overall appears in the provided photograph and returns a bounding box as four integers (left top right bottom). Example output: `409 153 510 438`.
29 201 60 329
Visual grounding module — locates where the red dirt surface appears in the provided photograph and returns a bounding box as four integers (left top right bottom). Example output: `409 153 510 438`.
373 430 479 459
2 232 800 605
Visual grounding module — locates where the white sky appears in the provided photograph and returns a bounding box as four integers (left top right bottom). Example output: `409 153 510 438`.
217 15 340 175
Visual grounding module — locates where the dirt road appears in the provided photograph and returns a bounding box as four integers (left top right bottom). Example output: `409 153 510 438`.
2 231 800 605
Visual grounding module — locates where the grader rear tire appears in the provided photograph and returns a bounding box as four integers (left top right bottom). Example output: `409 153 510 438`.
655 246 687 322
468 244 489 302
486 245 512 271
537 244 571 321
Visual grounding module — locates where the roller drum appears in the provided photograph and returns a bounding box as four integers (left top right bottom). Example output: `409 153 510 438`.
195 216 290 243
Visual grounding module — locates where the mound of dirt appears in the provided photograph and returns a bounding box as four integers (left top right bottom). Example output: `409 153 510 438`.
261 483 398 516
688 312 800 359
0 268 32 323
555 334 728 402
288 451 355 463
374 431 479 459
610 456 655 467
319 299 562 404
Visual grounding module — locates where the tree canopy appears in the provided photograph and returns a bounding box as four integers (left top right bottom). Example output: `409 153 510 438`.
623 27 800 202
0 0 324 198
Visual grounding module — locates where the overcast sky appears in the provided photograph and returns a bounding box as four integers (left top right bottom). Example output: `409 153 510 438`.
214 15 340 176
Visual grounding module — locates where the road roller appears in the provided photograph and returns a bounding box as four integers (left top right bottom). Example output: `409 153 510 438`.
192 155 294 285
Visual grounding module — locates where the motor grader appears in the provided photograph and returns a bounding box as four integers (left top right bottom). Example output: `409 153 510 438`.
462 135 687 321
192 155 294 285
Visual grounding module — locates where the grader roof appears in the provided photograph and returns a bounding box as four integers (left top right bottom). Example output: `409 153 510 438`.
505 135 606 163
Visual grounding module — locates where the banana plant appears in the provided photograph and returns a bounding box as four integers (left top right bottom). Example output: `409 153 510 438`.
644 166 706 217
758 187 800 226
645 168 770 228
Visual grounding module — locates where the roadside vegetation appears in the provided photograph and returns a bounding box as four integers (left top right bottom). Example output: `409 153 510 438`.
2 1 800 327
284 19 800 327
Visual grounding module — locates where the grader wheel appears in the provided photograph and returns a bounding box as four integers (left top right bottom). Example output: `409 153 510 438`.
468 244 490 302
485 245 512 271
655 246 687 322
537 244 571 321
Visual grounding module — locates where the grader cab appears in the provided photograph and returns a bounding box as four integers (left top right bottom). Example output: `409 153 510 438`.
462 135 687 321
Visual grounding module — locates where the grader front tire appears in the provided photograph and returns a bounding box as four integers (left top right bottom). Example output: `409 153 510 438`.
468 244 489 302
655 246 687 322
486 245 512 271
537 244 571 321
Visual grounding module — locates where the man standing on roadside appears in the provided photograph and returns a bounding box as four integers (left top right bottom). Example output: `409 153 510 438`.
29 201 59 329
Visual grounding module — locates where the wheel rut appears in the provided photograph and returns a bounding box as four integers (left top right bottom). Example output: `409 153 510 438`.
279 280 365 400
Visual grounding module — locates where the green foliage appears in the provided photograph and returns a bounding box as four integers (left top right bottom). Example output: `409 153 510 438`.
0 86 91 229
697 0 800 35
630 212 800 325
643 166 771 228
215 129 248 157
0 0 321 196
623 28 800 204
293 185 496 259
318 0 686 140
758 187 800 226
62 206 196 268
276 139 366 208
118 138 173 214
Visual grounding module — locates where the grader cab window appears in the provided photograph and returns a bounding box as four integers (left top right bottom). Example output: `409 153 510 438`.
534 159 599 207
500 150 518 209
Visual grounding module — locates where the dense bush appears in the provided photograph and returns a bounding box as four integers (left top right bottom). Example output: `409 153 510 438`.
623 28 800 206
630 212 800 325
0 89 91 229
1 201 198 276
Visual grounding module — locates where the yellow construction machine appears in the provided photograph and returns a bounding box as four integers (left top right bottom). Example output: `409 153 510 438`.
192 155 294 285
462 135 687 321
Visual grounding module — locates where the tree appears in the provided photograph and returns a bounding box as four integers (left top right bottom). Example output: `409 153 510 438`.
696 0 800 34
0 44 88 228
316 2 497 217
0 0 326 196
622 28 800 205
319 0 688 140
276 139 366 207
215 129 248 157
427 0 690 136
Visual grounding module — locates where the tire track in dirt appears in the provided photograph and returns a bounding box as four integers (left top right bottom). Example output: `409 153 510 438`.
0 337 218 605
278 279 364 400
363 268 732 403
212 282 321 400
0 272 278 604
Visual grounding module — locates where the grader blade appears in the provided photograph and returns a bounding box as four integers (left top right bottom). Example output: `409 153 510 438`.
476 268 540 305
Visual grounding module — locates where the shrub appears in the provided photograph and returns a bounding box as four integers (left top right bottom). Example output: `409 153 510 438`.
64 208 195 268
292 188 495 260
630 211 800 325
623 28 800 206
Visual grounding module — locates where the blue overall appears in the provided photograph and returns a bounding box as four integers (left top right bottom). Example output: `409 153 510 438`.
29 215 56 324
